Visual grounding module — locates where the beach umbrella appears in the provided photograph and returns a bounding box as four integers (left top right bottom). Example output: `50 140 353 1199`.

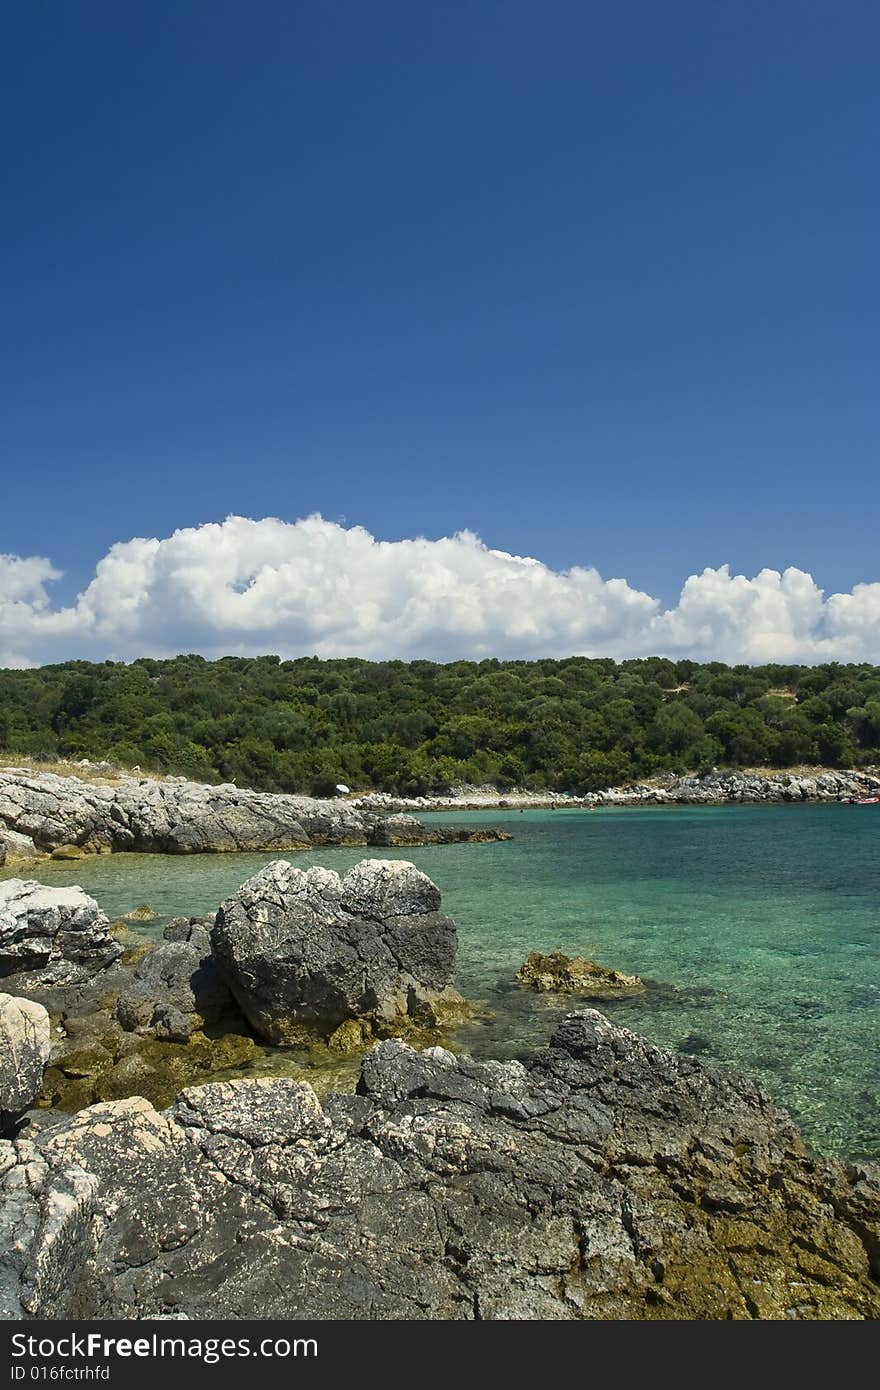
335 783 351 795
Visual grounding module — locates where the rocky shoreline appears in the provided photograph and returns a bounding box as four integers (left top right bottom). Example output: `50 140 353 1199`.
1 858 879 1320
0 859 477 1114
3 764 876 870
1 1010 878 1320
0 767 509 866
355 766 880 812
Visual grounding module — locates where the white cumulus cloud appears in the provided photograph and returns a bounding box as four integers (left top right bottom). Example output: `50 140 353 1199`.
1 515 878 667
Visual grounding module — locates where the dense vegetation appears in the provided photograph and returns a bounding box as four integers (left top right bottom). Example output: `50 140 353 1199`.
1 655 880 796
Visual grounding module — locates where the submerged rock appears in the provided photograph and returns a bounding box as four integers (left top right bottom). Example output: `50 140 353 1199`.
516 950 646 998
1 1010 877 1320
211 858 464 1044
0 880 123 993
121 904 159 921
41 1006 258 1116
89 1031 258 1109
0 992 51 1132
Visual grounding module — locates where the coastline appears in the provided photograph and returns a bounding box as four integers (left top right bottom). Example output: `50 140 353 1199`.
0 765 508 867
2 789 879 1319
353 765 880 813
3 1006 878 1320
3 760 877 868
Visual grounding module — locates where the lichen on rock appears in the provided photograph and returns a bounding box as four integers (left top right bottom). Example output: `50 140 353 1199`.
0 992 51 1132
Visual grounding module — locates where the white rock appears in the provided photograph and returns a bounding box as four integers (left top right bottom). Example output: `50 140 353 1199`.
0 992 51 1123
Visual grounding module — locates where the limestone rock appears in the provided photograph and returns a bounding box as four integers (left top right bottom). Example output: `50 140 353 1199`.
0 828 39 863
0 766 504 857
211 858 461 1043
0 1130 97 1319
593 768 880 806
162 918 213 954
0 993 51 1131
0 880 122 993
516 950 646 998
1 1012 878 1320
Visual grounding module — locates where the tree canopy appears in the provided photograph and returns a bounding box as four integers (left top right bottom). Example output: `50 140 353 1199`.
1 654 879 796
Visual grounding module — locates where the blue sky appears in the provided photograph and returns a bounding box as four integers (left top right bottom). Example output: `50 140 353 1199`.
1 2 878 664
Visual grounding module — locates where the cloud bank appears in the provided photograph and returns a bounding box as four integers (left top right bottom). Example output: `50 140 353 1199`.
2 515 879 668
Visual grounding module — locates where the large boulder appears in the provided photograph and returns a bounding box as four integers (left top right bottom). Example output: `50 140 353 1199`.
0 993 51 1131
0 828 40 864
0 880 122 992
210 858 462 1043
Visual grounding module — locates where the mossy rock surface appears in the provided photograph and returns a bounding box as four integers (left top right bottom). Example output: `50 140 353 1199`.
109 922 154 966
92 1031 259 1110
43 1022 259 1113
55 1042 114 1079
327 1018 373 1053
516 950 646 998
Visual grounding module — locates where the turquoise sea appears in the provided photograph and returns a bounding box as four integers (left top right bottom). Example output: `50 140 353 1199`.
5 804 879 1159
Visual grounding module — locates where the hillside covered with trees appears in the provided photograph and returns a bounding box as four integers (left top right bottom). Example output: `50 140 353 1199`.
1 655 879 796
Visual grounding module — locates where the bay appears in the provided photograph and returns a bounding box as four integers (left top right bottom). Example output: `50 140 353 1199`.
6 802 878 1159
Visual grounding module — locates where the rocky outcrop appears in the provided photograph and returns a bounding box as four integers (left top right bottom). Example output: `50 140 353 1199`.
31 910 254 1114
594 768 880 806
0 857 472 1115
0 994 51 1133
356 769 880 810
1 1010 878 1320
211 859 464 1045
368 813 512 847
0 768 510 858
0 881 122 994
0 875 256 1114
516 951 646 998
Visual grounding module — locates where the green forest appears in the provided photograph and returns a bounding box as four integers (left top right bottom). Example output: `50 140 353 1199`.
1 655 880 796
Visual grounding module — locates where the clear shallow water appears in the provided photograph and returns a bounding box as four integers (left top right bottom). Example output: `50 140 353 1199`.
5 804 879 1159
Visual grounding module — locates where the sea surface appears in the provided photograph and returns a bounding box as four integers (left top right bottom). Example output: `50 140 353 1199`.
5 804 879 1159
